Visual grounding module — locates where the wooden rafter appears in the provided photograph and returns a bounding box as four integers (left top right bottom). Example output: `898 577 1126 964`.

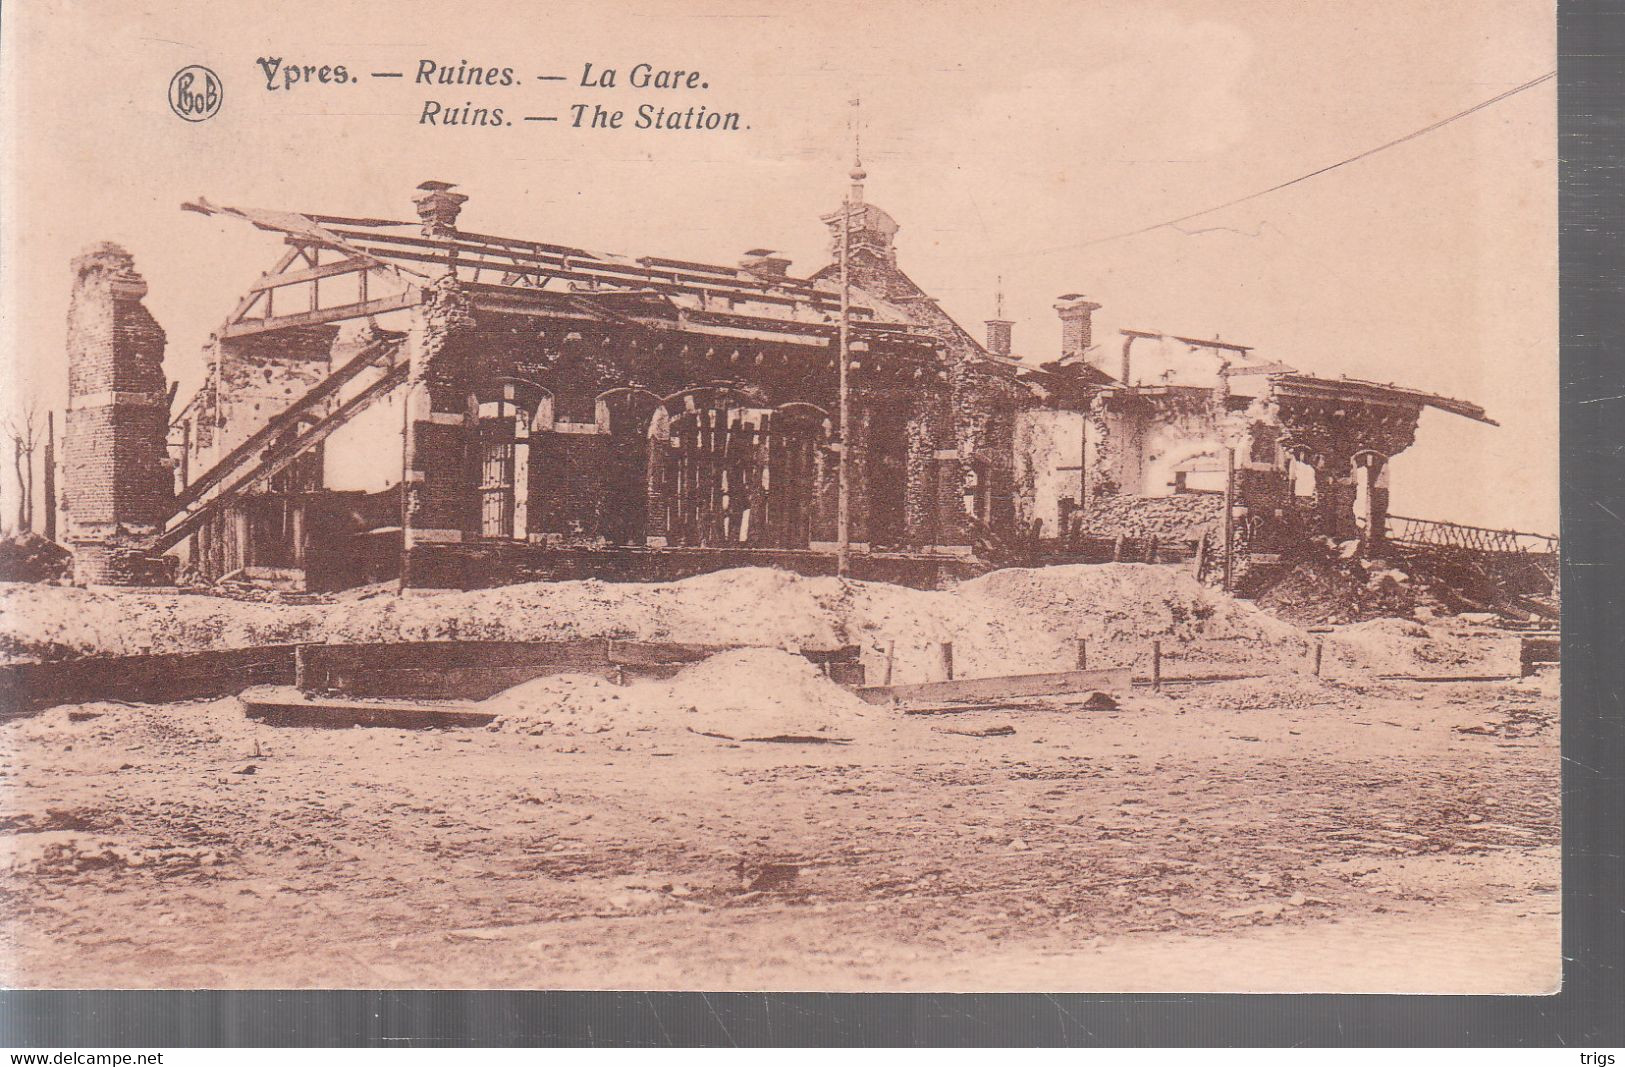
222 292 417 339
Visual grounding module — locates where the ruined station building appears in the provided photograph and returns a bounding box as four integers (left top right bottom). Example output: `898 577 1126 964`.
61 178 1492 590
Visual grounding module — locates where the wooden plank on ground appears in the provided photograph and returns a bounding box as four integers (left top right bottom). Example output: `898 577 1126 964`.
855 667 1132 706
1376 673 1521 683
240 686 495 730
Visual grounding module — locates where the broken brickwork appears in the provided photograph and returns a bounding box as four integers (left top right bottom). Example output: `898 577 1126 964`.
62 244 176 584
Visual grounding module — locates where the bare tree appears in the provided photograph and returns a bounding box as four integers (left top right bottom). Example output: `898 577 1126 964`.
4 404 40 534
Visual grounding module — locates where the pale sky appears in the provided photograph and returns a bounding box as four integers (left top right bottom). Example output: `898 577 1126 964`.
0 0 1556 531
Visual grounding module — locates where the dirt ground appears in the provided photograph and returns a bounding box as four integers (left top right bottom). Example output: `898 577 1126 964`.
0 662 1559 993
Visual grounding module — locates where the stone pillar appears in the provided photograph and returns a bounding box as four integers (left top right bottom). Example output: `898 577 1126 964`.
1355 451 1390 551
1317 456 1361 543
903 411 936 548
643 407 672 546
62 244 176 585
401 273 476 587
846 405 872 548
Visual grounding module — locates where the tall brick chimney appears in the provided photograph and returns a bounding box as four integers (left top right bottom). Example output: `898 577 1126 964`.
63 243 175 584
413 180 467 237
1055 294 1101 360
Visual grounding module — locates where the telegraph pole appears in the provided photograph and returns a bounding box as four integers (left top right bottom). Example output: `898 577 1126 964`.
836 186 851 577
836 101 860 578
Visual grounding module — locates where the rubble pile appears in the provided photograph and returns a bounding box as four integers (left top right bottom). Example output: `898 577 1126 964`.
1250 542 1417 625
1082 494 1224 543
0 534 71 584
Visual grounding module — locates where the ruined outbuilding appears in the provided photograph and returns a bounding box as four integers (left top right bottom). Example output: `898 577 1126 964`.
60 177 1531 596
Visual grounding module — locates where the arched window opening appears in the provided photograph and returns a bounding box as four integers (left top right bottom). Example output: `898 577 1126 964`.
476 381 551 540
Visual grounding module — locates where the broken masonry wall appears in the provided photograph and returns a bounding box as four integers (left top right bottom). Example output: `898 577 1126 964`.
1012 409 1091 535
1138 411 1224 497
1089 393 1220 499
205 326 338 483
813 201 1010 549
62 243 176 584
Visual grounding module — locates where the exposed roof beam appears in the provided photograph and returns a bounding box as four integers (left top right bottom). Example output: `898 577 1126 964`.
221 292 417 339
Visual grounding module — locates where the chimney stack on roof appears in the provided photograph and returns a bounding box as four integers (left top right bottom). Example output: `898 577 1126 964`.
739 248 792 281
1055 293 1102 361
984 279 1014 357
413 180 467 237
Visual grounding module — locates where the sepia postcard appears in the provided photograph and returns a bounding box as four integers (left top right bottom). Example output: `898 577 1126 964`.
0 0 1558 993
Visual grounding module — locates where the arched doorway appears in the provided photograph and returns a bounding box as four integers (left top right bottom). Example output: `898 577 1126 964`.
649 386 829 549
595 387 661 545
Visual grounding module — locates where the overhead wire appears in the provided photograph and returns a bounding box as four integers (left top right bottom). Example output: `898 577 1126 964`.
1021 70 1556 258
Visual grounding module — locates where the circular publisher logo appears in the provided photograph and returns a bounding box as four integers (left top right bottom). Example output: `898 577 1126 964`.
168 65 223 122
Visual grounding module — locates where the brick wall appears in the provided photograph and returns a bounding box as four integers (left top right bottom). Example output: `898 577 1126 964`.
206 328 336 464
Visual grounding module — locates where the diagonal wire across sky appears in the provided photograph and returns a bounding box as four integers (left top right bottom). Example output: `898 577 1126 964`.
1021 69 1556 258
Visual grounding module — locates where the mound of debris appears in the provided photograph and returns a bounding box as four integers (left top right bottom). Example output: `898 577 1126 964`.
1248 538 1558 626
483 648 875 743
1323 617 1522 679
4 563 1523 688
0 564 1312 681
0 534 71 583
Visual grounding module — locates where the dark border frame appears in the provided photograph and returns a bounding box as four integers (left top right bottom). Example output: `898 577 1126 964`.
3 0 1622 1047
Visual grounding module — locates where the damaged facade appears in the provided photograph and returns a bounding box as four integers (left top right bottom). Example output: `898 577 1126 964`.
60 177 1500 592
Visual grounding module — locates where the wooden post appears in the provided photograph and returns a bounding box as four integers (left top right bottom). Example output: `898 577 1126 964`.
1193 532 1209 581
1313 641 1323 678
1075 637 1088 671
1151 640 1162 691
1147 536 1159 563
1222 446 1236 591
940 641 954 682
1113 534 1125 562
882 640 895 686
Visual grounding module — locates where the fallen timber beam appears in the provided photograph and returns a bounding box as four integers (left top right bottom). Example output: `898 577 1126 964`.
0 640 862 718
0 647 299 718
854 667 1132 706
170 335 402 513
156 360 409 551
